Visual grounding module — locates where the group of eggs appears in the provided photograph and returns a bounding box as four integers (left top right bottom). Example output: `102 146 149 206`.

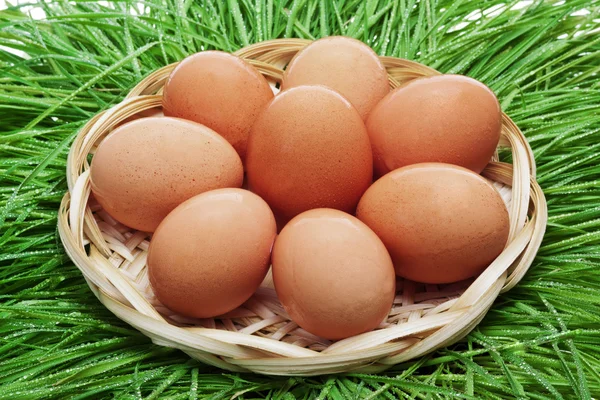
90 36 510 340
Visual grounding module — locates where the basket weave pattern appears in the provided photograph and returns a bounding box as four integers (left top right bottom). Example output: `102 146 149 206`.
58 39 547 375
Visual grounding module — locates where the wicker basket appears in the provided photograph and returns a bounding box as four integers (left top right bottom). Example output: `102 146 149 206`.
58 38 547 376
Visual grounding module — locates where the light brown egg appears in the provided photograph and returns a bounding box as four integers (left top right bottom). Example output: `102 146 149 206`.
272 208 395 340
366 75 502 176
148 188 277 318
282 36 389 120
120 107 164 125
90 117 243 232
356 163 509 284
246 85 373 220
162 51 274 161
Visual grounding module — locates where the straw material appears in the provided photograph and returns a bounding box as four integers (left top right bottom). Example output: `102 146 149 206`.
58 39 547 376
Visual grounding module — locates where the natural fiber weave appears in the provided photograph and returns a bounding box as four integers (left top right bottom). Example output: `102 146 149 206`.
58 38 547 376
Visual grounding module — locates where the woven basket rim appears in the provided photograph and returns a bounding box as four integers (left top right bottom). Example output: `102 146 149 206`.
58 38 548 376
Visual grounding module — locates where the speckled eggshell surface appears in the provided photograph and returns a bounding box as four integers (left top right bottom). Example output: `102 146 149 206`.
90 117 243 232
366 74 502 176
282 36 390 120
272 208 396 340
120 107 164 126
246 85 373 220
148 188 277 318
162 51 274 161
356 163 510 284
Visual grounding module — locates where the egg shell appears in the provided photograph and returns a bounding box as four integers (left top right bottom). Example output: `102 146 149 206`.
148 188 277 318
272 208 396 340
366 74 502 176
120 107 164 126
356 163 510 284
282 36 389 120
162 51 274 161
246 85 373 220
90 117 243 232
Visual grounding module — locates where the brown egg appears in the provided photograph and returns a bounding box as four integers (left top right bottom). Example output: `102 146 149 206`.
282 36 389 120
272 209 395 340
162 51 274 160
356 163 509 284
90 117 243 232
148 188 276 318
366 74 502 176
120 107 164 125
246 85 373 220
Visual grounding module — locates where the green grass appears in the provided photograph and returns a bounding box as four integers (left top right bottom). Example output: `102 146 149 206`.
1 0 600 398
